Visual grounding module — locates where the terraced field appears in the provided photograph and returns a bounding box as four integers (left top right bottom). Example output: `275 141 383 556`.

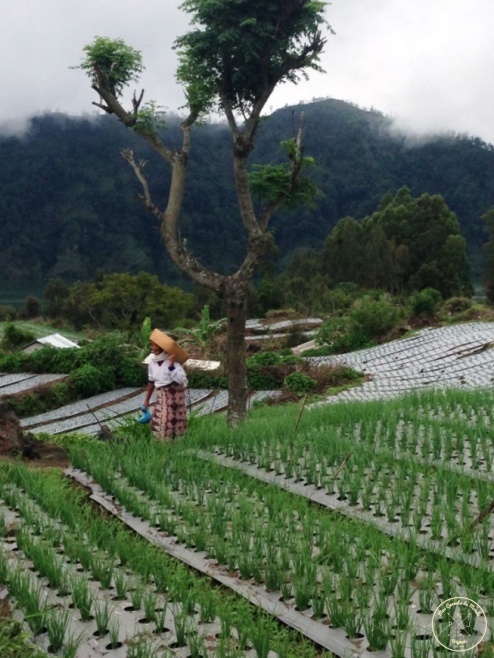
1 322 494 657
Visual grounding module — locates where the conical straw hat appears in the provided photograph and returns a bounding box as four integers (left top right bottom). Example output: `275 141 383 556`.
149 329 190 364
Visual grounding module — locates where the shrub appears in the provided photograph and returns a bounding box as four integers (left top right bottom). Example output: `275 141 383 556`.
349 294 401 339
441 296 472 315
309 363 362 388
114 359 147 387
316 317 370 353
69 364 105 397
19 295 41 319
283 329 307 349
247 367 283 390
410 287 442 316
48 382 71 407
246 351 283 367
0 305 17 321
0 323 36 351
187 370 228 389
25 345 75 373
283 372 317 394
322 288 353 312
0 350 26 372
7 393 42 417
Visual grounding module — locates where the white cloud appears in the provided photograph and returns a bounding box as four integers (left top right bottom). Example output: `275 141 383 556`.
2 0 494 143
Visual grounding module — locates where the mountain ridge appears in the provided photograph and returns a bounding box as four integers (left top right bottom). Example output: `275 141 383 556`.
0 98 492 285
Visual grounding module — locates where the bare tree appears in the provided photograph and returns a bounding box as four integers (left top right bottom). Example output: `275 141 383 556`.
75 1 330 424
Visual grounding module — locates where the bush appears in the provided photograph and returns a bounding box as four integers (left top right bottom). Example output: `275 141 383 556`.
283 372 317 394
246 351 283 366
316 317 371 353
246 351 302 367
0 350 26 372
187 370 228 389
0 305 17 321
283 326 308 349
322 288 353 312
25 345 74 373
0 323 36 351
349 294 401 339
410 287 442 317
69 364 105 397
19 295 41 319
441 296 472 315
48 382 71 407
247 367 283 390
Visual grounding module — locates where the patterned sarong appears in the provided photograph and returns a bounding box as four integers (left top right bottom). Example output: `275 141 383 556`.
151 384 187 441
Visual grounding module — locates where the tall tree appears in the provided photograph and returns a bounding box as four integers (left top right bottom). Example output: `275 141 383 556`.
75 3 329 424
482 207 494 304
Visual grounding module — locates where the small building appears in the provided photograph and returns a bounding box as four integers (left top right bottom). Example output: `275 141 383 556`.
22 333 80 354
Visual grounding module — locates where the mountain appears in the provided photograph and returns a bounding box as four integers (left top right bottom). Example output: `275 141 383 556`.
0 99 493 285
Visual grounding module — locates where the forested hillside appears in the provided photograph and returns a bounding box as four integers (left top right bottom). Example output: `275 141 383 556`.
1 98 493 284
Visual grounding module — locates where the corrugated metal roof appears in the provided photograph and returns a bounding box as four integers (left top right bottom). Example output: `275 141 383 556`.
35 333 80 349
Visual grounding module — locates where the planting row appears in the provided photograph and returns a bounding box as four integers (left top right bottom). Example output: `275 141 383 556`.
0 463 319 658
183 400 494 567
68 435 493 656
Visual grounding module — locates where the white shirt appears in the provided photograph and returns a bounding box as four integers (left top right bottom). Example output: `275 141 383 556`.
148 357 188 388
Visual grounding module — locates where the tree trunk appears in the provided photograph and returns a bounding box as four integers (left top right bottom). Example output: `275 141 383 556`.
224 294 248 426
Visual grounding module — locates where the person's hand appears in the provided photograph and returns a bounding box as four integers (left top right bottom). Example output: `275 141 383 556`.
168 353 176 366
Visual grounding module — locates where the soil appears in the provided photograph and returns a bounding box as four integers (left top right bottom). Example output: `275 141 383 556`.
0 440 71 470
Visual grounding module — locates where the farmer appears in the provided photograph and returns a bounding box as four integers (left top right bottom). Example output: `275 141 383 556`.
142 329 189 441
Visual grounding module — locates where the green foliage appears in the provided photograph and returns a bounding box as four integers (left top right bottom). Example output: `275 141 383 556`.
0 619 47 658
43 278 70 318
0 350 26 372
246 367 283 390
0 306 17 321
187 370 228 389
322 287 354 313
73 36 144 97
482 206 494 304
410 287 442 317
0 103 493 286
247 351 300 366
74 335 145 387
18 295 41 320
316 294 400 353
133 102 166 137
48 382 71 406
175 0 328 113
5 381 71 418
441 296 473 315
283 371 316 393
5 334 146 390
322 187 473 298
246 352 306 389
25 345 71 373
0 323 36 351
247 352 283 366
349 294 401 339
62 272 194 331
316 316 371 353
69 364 106 397
175 305 226 357
249 140 320 210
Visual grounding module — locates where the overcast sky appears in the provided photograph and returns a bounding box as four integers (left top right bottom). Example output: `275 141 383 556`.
2 0 494 143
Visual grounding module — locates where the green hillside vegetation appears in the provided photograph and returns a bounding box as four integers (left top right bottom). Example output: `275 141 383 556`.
1 99 493 285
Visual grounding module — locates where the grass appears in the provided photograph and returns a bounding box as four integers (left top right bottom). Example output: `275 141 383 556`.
0 607 47 658
0 463 324 658
0 320 85 342
4 345 494 656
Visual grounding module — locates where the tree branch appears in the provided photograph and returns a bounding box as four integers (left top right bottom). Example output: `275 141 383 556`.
121 150 162 220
